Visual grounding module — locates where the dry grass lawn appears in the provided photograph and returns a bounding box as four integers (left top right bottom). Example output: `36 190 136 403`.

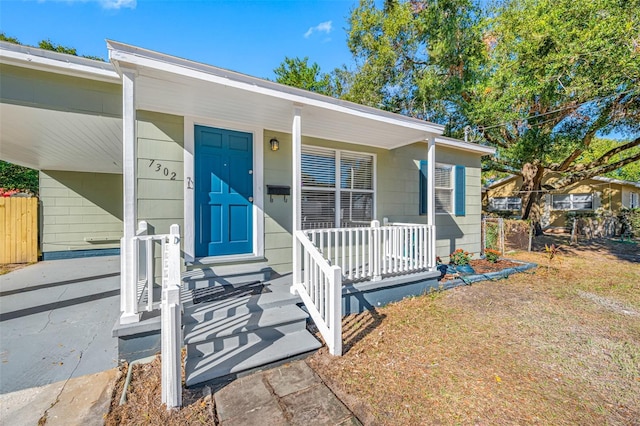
309 238 640 425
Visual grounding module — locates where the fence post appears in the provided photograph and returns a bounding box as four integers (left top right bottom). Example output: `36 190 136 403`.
329 265 342 356
499 218 505 253
161 224 182 409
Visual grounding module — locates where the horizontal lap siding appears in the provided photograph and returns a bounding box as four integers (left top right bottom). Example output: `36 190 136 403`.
263 131 293 273
378 144 484 260
0 64 120 116
136 111 184 235
40 171 123 253
136 111 185 276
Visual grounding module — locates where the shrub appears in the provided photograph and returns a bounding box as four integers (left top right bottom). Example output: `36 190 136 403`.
450 249 472 266
485 249 501 263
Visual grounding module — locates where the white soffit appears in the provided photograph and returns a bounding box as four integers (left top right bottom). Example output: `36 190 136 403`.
0 103 122 173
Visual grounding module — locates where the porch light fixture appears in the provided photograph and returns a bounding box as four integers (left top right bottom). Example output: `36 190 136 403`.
269 137 280 152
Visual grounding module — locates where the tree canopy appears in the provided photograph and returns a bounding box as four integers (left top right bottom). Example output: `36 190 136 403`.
340 0 640 223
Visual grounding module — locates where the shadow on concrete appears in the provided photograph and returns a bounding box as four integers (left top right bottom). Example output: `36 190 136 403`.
0 289 120 322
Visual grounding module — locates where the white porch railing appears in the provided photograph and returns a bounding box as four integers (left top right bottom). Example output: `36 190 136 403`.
128 222 183 409
293 230 342 356
303 220 435 282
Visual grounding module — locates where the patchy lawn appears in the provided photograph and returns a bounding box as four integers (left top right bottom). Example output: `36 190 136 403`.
308 238 640 425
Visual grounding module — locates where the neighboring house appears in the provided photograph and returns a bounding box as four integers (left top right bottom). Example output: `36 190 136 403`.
1 41 495 383
484 174 640 230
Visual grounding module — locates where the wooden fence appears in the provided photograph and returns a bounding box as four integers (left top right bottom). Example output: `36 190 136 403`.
0 197 38 264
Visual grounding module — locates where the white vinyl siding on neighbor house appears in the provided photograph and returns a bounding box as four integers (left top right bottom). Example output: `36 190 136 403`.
490 197 522 211
301 146 375 229
551 193 593 210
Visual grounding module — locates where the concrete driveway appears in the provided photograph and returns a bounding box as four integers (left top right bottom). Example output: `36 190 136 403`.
0 256 121 394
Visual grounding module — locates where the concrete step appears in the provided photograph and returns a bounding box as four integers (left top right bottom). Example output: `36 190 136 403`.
182 261 272 289
183 304 308 344
182 283 301 324
185 329 322 387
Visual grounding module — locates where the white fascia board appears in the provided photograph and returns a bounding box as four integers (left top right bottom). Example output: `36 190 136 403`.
106 40 444 135
0 42 120 84
592 176 640 189
435 135 496 155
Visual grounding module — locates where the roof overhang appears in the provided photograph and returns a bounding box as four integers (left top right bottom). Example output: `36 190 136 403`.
0 41 122 172
0 41 119 84
108 40 459 151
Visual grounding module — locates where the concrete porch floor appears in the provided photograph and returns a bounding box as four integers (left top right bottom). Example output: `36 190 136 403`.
0 255 121 394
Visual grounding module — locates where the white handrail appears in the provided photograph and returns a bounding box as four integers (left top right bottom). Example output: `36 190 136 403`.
293 230 342 356
303 221 435 282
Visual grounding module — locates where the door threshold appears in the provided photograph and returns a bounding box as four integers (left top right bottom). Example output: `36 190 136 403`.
187 254 266 267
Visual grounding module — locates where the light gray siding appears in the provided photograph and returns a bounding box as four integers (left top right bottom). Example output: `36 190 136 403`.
136 110 184 234
40 171 123 254
0 64 121 116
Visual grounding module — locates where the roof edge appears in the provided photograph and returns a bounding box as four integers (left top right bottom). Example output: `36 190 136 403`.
0 41 120 83
106 40 445 135
435 135 496 155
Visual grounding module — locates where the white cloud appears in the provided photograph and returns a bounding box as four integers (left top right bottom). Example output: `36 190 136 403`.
37 0 136 10
100 0 136 9
304 20 332 39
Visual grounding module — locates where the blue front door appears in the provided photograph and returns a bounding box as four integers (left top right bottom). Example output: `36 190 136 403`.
195 126 253 257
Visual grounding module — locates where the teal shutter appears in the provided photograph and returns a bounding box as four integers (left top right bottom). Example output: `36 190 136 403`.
419 160 428 215
454 165 466 216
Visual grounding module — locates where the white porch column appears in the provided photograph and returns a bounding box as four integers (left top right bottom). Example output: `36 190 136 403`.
427 135 437 270
120 69 139 324
291 105 302 293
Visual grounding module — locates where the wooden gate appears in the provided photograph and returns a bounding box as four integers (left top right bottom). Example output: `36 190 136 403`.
0 197 38 264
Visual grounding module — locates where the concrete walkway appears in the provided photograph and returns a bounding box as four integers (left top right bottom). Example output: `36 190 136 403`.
0 368 117 425
0 256 121 394
214 360 361 425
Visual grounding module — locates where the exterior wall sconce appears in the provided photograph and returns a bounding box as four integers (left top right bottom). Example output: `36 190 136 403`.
269 137 280 152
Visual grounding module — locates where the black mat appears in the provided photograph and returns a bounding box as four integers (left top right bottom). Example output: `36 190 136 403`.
191 280 270 304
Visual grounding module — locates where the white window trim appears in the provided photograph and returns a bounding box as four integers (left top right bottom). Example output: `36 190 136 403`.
630 192 639 209
183 115 264 263
551 193 594 211
490 196 522 211
301 145 377 228
435 162 454 215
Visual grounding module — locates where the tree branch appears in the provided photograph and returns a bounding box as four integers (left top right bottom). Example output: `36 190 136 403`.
481 130 509 149
483 157 522 175
547 150 640 190
573 136 640 172
548 99 620 171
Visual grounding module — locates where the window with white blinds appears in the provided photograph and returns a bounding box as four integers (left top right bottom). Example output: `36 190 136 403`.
551 193 593 210
490 197 522 211
435 165 453 213
301 146 375 229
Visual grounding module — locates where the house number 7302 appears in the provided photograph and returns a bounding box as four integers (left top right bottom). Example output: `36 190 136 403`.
148 159 177 180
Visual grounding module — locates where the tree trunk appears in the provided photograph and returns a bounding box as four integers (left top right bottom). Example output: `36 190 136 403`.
520 163 545 235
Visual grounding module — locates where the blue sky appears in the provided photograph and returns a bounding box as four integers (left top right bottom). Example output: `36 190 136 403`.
0 0 358 79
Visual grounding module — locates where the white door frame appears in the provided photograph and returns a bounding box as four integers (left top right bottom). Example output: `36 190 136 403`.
183 115 264 263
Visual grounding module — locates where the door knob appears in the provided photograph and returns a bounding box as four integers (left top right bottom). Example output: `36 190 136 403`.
249 197 254 202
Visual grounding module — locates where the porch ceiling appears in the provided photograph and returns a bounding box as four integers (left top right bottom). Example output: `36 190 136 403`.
135 71 435 149
0 102 123 173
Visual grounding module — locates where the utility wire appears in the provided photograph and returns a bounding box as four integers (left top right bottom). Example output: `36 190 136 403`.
474 89 634 132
